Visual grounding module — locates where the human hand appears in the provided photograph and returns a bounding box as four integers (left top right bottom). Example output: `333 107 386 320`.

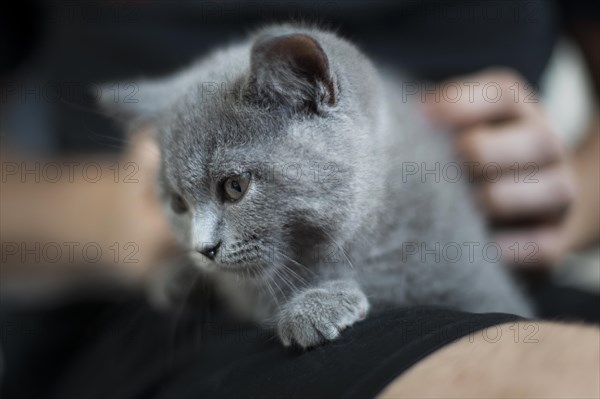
0 126 178 285
424 68 577 267
111 127 180 279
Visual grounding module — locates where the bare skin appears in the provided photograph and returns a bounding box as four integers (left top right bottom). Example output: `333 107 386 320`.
378 322 600 398
0 131 178 283
426 69 599 267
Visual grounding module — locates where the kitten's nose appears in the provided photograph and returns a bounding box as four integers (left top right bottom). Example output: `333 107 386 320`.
198 241 221 260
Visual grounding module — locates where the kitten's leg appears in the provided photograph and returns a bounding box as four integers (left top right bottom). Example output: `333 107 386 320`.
277 279 369 348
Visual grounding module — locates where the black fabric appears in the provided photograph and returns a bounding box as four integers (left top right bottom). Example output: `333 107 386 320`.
531 284 600 323
0 298 518 399
1 284 598 399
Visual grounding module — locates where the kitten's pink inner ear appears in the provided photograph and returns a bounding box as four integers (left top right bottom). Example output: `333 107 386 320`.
254 34 336 106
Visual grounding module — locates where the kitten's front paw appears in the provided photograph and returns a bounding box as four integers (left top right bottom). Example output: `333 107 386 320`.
277 281 369 349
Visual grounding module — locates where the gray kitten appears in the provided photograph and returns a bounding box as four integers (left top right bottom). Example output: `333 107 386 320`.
102 24 532 348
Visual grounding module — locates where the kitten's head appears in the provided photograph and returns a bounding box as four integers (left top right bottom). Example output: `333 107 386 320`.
102 28 378 277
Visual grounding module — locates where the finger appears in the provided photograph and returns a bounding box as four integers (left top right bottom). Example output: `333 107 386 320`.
495 226 567 267
478 164 575 222
425 68 539 127
457 118 564 173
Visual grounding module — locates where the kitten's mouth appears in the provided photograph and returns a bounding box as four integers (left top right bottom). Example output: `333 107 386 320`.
216 262 265 278
190 252 266 278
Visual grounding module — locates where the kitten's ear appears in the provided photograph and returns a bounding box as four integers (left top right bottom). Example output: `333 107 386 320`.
247 33 337 113
98 71 194 130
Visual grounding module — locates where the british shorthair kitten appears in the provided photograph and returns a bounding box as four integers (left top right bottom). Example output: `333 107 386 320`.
102 24 532 348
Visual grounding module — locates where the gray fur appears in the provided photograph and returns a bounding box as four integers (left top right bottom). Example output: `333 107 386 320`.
102 24 533 349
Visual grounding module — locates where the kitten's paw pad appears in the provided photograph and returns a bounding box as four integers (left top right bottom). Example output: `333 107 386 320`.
277 285 369 349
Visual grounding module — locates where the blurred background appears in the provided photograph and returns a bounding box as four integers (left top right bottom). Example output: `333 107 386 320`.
1 1 598 315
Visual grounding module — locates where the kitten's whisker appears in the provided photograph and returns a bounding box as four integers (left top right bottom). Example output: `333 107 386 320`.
260 265 281 309
275 257 309 288
267 267 288 301
79 125 133 153
281 262 309 285
323 231 356 270
271 265 298 295
276 251 318 278
279 267 305 291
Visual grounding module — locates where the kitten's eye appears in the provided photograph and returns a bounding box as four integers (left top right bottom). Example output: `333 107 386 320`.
223 172 251 202
171 193 188 214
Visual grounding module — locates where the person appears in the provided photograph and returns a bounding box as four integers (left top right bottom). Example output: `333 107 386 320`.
1 1 598 397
